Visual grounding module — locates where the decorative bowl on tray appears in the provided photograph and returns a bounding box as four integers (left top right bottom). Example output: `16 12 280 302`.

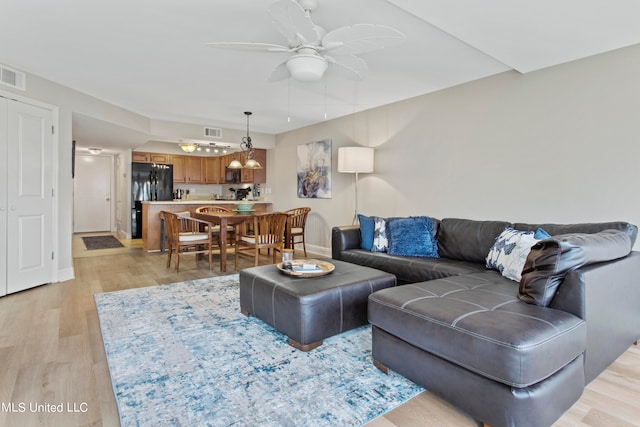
276 259 335 277
235 201 255 214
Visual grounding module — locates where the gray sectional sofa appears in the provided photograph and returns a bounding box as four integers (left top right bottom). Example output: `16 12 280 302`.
331 218 640 427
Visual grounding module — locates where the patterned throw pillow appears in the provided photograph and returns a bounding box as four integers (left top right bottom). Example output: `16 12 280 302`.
372 217 388 252
486 227 532 274
501 233 539 281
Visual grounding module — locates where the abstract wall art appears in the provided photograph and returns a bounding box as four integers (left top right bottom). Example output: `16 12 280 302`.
297 139 332 199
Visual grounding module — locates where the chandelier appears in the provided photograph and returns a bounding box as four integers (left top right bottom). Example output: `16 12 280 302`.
228 112 262 170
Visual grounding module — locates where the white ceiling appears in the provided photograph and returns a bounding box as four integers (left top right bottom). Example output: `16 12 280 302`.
1 0 639 149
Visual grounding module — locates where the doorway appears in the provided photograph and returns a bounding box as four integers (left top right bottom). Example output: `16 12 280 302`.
73 154 113 232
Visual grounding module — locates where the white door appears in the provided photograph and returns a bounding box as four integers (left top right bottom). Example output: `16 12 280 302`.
73 154 112 232
4 97 55 295
0 99 7 297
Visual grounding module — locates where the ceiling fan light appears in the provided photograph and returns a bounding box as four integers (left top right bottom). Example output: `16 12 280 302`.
286 54 328 82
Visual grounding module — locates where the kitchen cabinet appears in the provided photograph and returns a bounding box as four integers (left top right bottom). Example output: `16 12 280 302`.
132 151 171 164
171 155 186 183
186 157 204 183
204 157 221 184
172 155 204 184
134 150 267 185
132 152 150 162
241 149 267 183
252 149 267 183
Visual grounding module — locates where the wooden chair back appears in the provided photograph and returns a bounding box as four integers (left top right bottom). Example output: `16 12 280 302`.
235 212 288 268
161 210 213 272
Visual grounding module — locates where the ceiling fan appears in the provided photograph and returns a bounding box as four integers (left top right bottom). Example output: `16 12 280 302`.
207 0 406 82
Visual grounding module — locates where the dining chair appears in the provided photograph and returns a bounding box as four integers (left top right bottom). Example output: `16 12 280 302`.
235 212 288 270
195 206 236 246
162 211 214 273
285 207 311 256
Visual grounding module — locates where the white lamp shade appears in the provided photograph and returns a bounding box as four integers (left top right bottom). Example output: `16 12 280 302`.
338 147 374 173
286 53 328 82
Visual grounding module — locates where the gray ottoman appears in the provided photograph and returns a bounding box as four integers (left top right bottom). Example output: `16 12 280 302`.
239 259 396 351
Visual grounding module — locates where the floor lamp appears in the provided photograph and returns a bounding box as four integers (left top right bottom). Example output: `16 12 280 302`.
338 147 374 224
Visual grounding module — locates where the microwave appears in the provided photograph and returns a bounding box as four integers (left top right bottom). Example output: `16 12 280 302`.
225 167 241 183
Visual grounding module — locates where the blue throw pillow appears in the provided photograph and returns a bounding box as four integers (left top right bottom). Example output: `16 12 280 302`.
387 216 439 258
358 214 375 251
534 227 551 240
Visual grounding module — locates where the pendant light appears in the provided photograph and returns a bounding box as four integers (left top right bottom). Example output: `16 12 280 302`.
229 111 262 170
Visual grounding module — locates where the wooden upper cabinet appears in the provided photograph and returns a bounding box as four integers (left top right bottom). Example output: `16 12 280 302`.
185 157 204 183
134 150 266 184
242 149 267 183
241 153 253 183
132 152 150 162
171 156 187 183
132 152 171 164
205 157 221 184
150 153 170 164
252 149 267 184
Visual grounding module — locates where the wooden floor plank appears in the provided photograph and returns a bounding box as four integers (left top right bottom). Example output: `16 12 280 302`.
0 237 638 426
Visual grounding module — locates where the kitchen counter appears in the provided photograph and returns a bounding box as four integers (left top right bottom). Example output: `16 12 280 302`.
141 200 272 251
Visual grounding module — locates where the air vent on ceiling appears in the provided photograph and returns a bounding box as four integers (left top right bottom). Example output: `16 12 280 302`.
204 127 222 138
0 64 26 91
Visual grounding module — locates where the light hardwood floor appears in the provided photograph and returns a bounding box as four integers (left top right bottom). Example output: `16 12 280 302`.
0 236 638 427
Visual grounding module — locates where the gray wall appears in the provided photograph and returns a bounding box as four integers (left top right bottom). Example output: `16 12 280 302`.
2 41 639 278
270 44 640 254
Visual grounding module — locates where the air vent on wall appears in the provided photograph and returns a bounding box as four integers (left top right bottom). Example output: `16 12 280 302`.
204 127 222 138
0 64 26 91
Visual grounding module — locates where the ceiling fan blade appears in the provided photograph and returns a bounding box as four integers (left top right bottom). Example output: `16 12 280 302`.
325 54 368 81
206 41 291 52
322 24 406 56
268 62 291 82
267 0 319 46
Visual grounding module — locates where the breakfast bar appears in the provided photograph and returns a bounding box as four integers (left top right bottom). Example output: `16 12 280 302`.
141 200 272 251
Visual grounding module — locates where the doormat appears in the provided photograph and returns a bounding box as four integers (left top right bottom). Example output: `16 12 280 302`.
82 235 124 250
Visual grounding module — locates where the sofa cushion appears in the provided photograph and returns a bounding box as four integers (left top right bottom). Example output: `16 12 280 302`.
387 216 439 258
519 229 633 306
368 271 586 388
357 214 375 250
338 249 484 284
438 218 511 263
514 221 638 246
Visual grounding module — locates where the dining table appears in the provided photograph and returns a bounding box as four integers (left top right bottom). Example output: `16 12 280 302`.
196 210 295 272
195 211 255 272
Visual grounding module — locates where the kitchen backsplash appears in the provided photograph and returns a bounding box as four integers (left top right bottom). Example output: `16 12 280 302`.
173 183 263 200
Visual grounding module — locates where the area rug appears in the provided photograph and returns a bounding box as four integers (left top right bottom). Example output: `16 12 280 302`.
94 275 424 426
82 235 124 250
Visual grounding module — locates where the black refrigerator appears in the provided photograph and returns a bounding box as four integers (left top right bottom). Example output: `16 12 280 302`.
131 162 174 238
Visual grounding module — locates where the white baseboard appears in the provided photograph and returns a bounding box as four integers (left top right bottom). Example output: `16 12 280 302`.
57 267 75 283
305 244 331 258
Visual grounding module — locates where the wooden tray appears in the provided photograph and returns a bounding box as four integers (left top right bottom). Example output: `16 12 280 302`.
276 259 335 278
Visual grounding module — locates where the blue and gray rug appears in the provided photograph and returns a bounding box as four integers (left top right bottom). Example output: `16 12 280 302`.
95 275 423 426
